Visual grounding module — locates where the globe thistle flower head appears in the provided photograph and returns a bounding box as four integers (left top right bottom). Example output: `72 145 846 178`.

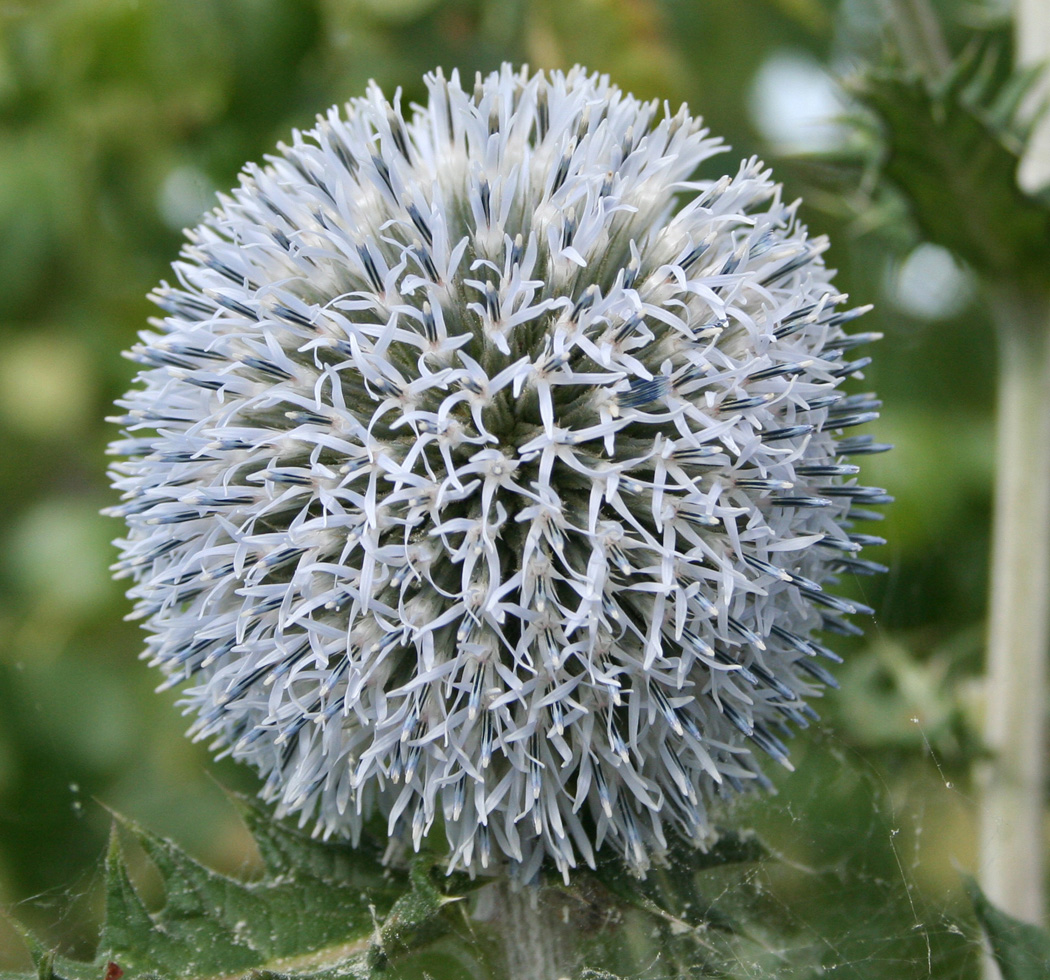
107 65 888 882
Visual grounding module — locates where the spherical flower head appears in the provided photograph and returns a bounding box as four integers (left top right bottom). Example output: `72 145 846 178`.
108 65 889 882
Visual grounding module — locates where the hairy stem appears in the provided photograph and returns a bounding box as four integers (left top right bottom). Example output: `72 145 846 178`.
492 881 577 980
978 300 1050 940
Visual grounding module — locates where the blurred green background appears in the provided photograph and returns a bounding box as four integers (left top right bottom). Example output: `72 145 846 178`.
0 0 1012 974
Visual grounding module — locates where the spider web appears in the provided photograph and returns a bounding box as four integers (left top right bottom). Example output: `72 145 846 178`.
684 730 984 980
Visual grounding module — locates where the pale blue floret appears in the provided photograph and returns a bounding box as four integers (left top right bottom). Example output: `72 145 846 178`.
107 64 887 882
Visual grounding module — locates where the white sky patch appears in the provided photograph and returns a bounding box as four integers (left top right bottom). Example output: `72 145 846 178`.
887 243 974 321
749 52 846 153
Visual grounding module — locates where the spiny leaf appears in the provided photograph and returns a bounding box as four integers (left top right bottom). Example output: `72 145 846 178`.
226 790 391 890
107 818 262 975
0 909 96 980
34 951 55 980
5 805 784 980
592 829 766 930
851 36 1050 301
369 857 461 969
121 816 266 925
0 908 48 968
965 875 1050 980
2 803 434 980
99 826 203 974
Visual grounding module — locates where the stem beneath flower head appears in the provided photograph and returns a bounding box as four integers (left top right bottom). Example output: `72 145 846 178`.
978 298 1050 941
490 880 577 980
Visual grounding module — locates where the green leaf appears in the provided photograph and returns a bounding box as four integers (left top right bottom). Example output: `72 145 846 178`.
6 795 769 980
100 826 206 975
965 876 1050 980
228 791 392 890
0 908 96 980
579 828 769 978
756 0 830 35
369 857 462 970
592 829 766 930
851 38 1050 302
0 908 48 968
2 800 450 980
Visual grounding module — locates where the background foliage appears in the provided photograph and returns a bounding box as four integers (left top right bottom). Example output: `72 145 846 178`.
0 0 1021 975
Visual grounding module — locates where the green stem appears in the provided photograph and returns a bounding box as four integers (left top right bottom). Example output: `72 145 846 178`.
978 299 1050 936
493 881 577 980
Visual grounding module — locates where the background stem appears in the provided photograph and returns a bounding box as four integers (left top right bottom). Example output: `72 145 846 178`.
978 11 1050 975
978 302 1050 938
1015 0 1050 193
